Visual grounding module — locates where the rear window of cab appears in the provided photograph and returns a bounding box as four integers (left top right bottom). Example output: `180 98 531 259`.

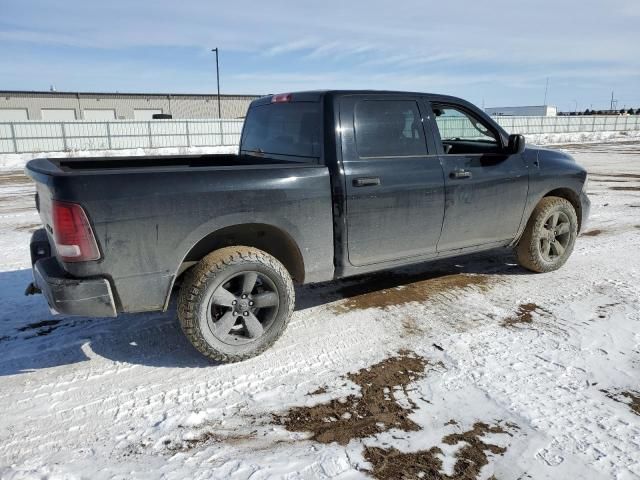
241 102 321 159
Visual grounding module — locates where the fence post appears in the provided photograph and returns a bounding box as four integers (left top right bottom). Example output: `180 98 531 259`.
185 121 191 147
61 123 68 151
219 119 225 146
106 122 112 149
148 121 153 148
9 123 18 153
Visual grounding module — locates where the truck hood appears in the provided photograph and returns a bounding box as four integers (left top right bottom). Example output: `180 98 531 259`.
525 144 576 164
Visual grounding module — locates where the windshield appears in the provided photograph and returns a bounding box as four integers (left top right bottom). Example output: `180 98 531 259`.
241 102 321 159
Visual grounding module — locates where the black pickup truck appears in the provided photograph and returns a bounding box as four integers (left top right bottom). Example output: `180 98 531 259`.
25 90 590 362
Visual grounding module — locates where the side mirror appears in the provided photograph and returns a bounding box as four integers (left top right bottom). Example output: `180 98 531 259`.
507 134 526 154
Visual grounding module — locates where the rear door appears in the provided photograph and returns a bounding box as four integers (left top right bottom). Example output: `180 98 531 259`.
339 95 445 266
428 102 529 251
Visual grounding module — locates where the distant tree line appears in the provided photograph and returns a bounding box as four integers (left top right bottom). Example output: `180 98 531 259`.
559 108 640 116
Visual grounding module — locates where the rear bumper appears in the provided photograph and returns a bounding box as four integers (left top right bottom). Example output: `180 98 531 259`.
29 230 117 317
580 191 591 232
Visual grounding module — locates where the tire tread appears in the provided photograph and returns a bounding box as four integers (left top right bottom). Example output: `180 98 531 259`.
516 196 578 273
177 246 294 363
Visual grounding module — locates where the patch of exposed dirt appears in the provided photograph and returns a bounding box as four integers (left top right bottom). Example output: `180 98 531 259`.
0 172 33 185
582 229 604 237
308 386 327 396
363 422 513 480
274 351 430 445
401 316 424 337
15 222 41 233
17 319 61 336
333 272 492 313
610 186 640 192
592 173 640 179
165 431 256 452
501 303 540 327
593 179 630 183
602 389 640 416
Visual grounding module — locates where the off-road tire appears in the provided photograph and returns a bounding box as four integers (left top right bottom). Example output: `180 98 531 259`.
178 246 295 362
516 196 578 273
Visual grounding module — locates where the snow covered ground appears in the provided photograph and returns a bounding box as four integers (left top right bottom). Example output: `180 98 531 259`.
0 142 639 479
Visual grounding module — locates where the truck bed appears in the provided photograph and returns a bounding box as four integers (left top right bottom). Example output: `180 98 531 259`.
25 153 335 314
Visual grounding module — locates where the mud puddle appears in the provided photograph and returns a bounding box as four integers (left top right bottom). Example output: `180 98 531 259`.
364 421 515 480
333 272 492 313
274 350 430 445
582 229 604 237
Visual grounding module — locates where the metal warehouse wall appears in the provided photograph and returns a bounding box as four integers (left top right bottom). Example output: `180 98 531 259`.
0 91 260 120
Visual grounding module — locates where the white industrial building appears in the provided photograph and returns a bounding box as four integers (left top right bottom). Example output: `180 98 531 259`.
485 105 557 117
0 90 260 121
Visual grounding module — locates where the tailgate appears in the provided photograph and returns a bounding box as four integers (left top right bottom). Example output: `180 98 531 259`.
25 159 57 246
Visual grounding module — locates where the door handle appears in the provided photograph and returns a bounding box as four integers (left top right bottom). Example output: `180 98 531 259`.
353 177 381 187
450 169 472 179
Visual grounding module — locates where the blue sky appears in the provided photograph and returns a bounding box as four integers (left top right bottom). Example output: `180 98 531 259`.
2 0 639 110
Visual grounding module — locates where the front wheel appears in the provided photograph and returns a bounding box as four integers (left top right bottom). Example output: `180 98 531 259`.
178 246 295 362
516 196 578 273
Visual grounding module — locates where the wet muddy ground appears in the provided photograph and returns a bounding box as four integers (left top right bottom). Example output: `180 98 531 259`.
275 351 431 445
364 422 514 480
331 272 493 313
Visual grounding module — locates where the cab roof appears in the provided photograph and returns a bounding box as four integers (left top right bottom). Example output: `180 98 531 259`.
251 90 470 107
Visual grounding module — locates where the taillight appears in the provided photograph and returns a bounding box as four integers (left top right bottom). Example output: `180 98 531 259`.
271 93 292 103
52 200 100 262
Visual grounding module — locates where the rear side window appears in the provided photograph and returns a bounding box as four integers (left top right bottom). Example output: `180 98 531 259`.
241 102 321 159
354 100 427 158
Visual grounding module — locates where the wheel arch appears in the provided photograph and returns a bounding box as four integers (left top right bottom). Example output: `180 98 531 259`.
542 188 583 232
512 186 584 247
178 223 305 285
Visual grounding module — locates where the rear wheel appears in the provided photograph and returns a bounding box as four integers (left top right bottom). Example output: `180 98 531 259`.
178 246 294 362
516 196 578 273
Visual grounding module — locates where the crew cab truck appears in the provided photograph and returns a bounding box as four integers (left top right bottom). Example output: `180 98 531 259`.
25 90 590 362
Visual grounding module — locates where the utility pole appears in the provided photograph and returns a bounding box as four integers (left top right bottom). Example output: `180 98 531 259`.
543 77 549 106
211 48 222 119
610 91 614 110
610 91 617 111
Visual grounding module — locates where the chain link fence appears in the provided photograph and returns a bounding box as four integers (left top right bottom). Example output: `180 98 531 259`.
1 116 639 154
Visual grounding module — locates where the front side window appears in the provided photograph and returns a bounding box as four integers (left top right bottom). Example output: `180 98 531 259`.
354 100 427 158
432 104 500 154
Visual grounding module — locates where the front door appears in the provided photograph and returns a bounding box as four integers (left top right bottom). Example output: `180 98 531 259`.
340 96 445 266
429 102 529 251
